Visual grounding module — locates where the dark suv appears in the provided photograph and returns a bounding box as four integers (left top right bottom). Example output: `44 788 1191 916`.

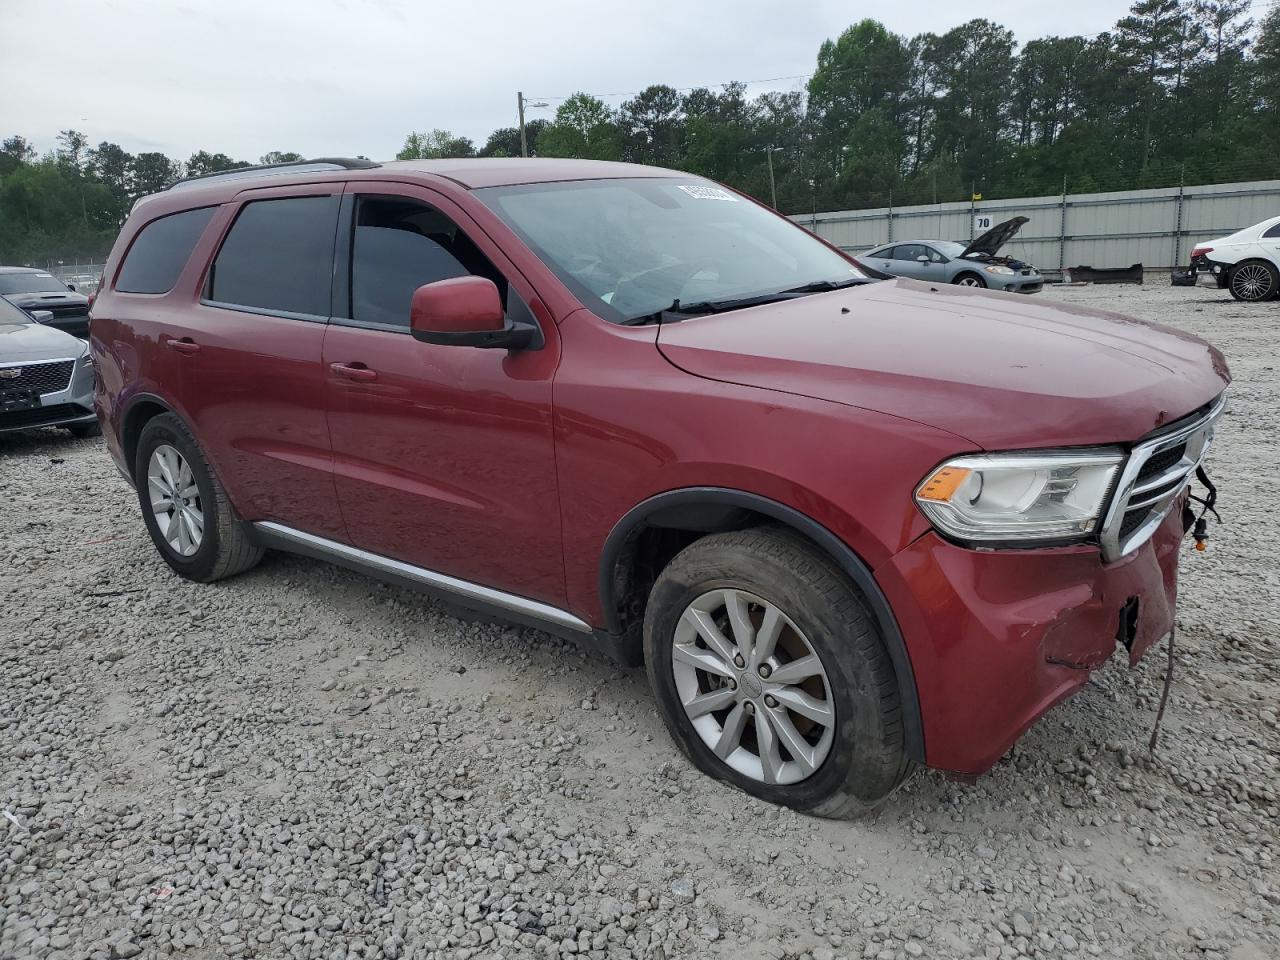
92 158 1228 817
0 266 92 338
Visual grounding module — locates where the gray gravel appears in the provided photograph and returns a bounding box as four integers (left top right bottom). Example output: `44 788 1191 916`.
2 283 1277 960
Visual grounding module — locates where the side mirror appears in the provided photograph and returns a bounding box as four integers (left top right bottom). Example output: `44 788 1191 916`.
916 255 930 263
29 309 55 323
409 276 538 350
67 282 77 291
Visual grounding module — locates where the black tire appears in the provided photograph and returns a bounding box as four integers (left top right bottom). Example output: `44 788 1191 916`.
1227 260 1278 302
643 526 914 818
66 421 101 439
952 271 987 289
134 413 263 582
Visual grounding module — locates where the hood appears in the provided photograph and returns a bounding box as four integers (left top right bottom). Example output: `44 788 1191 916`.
961 216 1027 258
5 290 89 309
655 278 1230 450
0 320 88 361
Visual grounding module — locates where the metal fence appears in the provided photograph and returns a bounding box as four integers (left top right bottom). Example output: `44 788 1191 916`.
44 262 105 295
796 179 1280 274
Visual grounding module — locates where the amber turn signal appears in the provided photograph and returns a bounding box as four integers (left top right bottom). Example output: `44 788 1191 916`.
917 466 972 502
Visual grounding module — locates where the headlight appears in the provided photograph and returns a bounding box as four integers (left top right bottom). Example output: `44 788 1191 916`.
984 265 1015 275
916 450 1123 544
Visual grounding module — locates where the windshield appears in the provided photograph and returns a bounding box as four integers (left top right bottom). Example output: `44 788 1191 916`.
0 272 70 295
477 178 865 323
0 296 36 324
932 241 970 258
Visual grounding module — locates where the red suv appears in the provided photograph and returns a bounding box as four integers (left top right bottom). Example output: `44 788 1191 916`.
92 158 1228 817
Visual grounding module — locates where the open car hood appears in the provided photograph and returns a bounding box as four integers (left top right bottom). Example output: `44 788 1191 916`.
961 216 1027 258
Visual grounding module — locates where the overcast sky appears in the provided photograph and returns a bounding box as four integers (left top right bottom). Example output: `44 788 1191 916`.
5 0 1139 163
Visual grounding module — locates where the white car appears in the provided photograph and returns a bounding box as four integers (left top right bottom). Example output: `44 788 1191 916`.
1190 213 1280 301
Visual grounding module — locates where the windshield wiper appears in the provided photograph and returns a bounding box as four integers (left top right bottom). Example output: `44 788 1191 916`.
620 278 870 326
778 277 871 294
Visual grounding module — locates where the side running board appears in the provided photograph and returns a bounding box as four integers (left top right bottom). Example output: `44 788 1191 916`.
251 522 593 636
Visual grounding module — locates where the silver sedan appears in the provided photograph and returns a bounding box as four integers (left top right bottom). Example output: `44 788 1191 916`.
860 217 1044 294
0 296 99 437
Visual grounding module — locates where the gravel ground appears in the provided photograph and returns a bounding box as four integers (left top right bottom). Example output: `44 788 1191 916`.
2 283 1277 960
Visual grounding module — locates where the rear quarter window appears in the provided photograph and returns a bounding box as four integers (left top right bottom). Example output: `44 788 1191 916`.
116 207 216 294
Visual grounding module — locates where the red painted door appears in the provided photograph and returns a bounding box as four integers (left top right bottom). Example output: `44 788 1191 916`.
177 184 345 539
321 182 566 606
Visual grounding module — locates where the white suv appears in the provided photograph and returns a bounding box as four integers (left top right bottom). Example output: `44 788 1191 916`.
1190 214 1280 302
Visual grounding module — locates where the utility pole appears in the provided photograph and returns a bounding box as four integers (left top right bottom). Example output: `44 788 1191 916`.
765 148 777 209
518 91 528 158
517 92 548 157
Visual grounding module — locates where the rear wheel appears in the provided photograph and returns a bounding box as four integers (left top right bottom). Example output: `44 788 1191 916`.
643 527 914 818
135 413 262 582
953 272 986 288
1227 260 1278 302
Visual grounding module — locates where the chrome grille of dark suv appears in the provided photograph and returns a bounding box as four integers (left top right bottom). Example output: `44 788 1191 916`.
0 360 75 396
1098 394 1225 561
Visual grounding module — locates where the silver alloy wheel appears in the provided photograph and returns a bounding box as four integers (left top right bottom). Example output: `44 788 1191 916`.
957 275 982 287
1231 263 1273 300
147 443 204 557
671 588 835 786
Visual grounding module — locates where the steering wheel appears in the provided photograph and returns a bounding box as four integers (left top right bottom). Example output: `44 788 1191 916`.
609 258 722 315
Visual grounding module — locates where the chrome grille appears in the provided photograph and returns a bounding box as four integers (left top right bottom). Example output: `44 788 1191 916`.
0 359 75 396
1098 394 1225 561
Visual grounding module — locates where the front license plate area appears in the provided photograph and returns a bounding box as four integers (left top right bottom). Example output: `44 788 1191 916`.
0 388 40 412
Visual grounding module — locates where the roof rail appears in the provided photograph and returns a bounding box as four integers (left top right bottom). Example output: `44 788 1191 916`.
168 157 380 190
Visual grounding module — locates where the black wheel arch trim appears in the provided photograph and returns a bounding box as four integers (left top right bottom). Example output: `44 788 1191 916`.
599 486 925 762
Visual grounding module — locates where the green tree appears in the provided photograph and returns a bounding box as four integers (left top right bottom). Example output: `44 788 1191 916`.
537 94 623 161
56 129 89 171
1 135 36 176
1116 0 1193 169
396 130 476 160
480 120 547 157
260 151 304 164
132 152 178 196
619 85 684 165
185 151 248 176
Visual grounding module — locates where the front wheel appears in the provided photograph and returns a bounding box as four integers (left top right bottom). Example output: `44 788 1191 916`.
643 527 914 818
953 272 986 288
1228 260 1278 302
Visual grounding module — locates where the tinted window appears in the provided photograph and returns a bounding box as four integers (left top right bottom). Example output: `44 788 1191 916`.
1263 222 1280 239
873 246 898 260
895 244 929 262
116 207 215 294
348 196 506 328
209 196 339 316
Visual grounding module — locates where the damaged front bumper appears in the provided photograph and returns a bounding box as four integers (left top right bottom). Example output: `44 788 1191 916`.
878 499 1192 775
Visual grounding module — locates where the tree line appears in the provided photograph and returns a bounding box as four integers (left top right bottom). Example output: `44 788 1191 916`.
4 2 1280 266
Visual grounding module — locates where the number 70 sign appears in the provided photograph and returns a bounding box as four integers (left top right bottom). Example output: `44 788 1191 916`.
974 215 993 231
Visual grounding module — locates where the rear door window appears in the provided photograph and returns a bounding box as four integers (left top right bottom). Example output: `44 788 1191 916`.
208 195 340 317
116 207 216 294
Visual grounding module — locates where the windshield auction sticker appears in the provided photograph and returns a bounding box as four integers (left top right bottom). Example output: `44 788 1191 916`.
677 184 740 202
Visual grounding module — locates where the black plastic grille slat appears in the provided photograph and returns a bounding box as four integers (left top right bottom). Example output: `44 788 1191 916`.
0 403 86 430
1119 506 1154 539
45 305 89 318
1136 443 1187 483
0 361 74 395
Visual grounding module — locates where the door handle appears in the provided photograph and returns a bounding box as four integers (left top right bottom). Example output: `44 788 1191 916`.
329 361 378 382
164 336 200 355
